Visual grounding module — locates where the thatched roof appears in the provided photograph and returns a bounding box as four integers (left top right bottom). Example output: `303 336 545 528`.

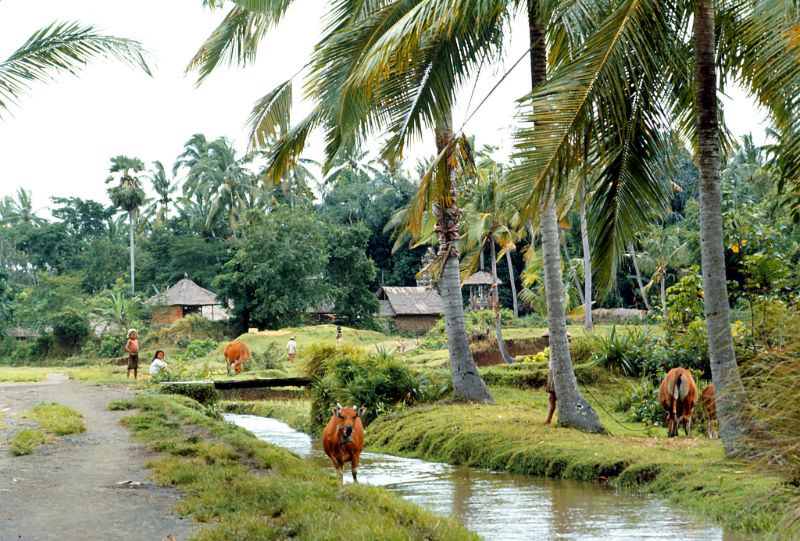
377 287 444 317
463 271 501 286
147 277 221 307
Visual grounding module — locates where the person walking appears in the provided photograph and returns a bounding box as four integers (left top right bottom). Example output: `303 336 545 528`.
125 329 140 380
335 325 343 348
287 336 297 363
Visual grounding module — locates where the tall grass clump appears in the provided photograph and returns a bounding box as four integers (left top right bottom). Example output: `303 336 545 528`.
303 343 444 429
10 429 47 455
25 403 86 435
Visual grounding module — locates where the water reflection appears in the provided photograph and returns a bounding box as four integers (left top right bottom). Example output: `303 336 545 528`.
225 414 751 541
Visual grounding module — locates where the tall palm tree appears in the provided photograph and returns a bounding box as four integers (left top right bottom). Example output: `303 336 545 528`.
1 188 46 227
510 0 800 452
174 134 255 235
693 0 755 453
0 21 150 118
146 161 176 224
188 0 498 403
106 155 145 295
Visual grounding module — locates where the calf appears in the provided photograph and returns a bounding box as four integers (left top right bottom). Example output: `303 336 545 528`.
322 404 366 483
658 367 698 437
701 383 718 439
224 341 250 375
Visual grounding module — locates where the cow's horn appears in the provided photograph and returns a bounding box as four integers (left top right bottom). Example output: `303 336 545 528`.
336 402 343 410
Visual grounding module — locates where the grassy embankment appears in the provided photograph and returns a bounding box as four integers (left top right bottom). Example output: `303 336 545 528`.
219 344 797 538
365 383 799 538
113 393 477 541
9 403 86 455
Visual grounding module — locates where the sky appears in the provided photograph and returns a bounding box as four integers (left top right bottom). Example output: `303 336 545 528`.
0 0 770 215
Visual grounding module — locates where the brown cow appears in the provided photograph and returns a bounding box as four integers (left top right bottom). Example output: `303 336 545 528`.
701 383 718 439
658 367 698 437
224 341 250 375
322 404 366 483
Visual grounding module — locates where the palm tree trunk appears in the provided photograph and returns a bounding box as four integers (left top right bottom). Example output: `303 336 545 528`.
660 275 667 308
560 231 585 306
541 196 604 432
694 0 755 455
129 210 135 295
435 119 493 403
505 250 519 318
579 183 593 332
530 0 603 432
491 239 515 364
629 243 652 311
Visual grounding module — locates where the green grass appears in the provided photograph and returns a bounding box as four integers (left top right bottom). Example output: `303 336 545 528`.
24 403 86 435
221 400 312 433
10 428 47 455
365 387 799 537
120 394 477 541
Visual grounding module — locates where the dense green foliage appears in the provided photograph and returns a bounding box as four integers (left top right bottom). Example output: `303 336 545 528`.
303 343 444 428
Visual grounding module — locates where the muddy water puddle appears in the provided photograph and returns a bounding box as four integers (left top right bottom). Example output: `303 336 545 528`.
226 414 752 541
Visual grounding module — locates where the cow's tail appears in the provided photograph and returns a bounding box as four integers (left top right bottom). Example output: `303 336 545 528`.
671 373 683 417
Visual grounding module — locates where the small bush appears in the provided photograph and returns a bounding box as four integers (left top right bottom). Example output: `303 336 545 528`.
614 377 663 425
307 344 440 429
591 326 656 377
569 337 594 364
99 334 123 358
182 338 218 360
248 343 282 371
10 429 46 455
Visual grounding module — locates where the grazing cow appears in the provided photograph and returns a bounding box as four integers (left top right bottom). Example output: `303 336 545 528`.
224 341 251 375
701 383 718 439
322 404 366 483
658 367 698 437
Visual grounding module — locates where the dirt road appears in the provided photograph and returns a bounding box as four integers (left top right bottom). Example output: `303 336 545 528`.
0 377 194 541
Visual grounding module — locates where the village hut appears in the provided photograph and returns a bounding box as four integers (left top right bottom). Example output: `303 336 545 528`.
463 271 501 311
377 286 444 333
147 275 230 326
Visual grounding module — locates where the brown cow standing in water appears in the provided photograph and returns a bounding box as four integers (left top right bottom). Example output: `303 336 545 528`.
323 404 366 483
701 383 718 439
658 367 698 437
224 341 250 375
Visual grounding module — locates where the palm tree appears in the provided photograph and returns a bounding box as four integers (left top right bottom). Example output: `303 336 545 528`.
174 134 256 235
462 162 517 364
637 227 688 309
146 161 176 224
188 0 497 403
1 188 46 227
106 155 145 295
1 21 149 117
693 0 755 453
510 0 800 452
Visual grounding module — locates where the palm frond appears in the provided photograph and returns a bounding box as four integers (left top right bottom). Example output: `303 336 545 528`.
186 6 274 85
0 22 150 116
248 79 292 148
260 108 323 185
508 0 678 215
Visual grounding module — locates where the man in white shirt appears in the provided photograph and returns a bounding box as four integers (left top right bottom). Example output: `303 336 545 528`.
149 350 168 377
287 337 297 363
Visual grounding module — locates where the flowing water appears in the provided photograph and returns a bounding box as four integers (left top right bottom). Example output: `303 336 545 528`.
226 414 753 541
